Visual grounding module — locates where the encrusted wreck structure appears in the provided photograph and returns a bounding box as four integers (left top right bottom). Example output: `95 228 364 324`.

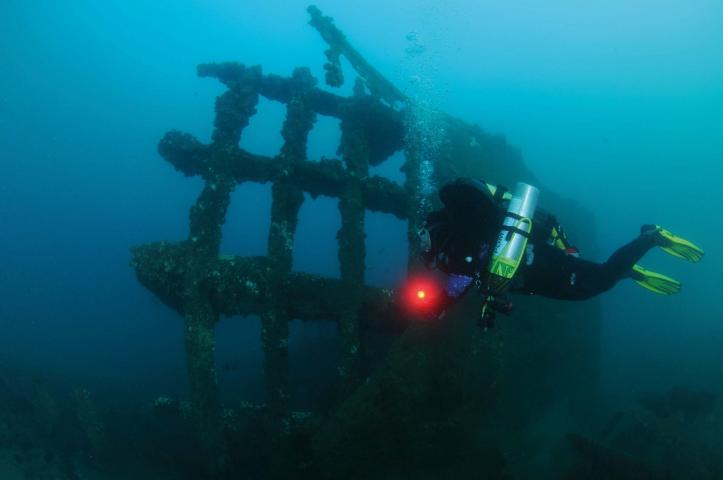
130 6 603 477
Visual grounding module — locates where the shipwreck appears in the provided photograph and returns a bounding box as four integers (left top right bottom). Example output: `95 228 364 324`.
130 6 603 478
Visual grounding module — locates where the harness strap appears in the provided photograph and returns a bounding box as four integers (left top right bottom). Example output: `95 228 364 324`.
500 225 531 238
505 212 525 221
492 184 508 203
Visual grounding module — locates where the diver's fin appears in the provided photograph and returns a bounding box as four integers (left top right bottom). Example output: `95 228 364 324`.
631 264 682 295
643 225 704 263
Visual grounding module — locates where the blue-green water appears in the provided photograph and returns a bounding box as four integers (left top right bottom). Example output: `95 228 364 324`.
1 1 722 478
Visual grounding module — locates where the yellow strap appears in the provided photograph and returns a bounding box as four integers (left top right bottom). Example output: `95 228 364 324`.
548 226 570 251
484 182 513 201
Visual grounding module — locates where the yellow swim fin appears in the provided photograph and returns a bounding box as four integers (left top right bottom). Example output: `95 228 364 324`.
649 225 704 263
631 264 682 295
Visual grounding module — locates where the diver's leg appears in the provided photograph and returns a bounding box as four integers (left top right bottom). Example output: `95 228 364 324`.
559 234 658 298
517 234 657 300
598 234 658 283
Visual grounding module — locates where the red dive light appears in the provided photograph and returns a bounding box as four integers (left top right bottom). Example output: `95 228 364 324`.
401 276 445 317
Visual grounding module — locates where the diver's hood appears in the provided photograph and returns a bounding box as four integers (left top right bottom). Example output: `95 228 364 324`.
439 178 502 224
436 178 504 276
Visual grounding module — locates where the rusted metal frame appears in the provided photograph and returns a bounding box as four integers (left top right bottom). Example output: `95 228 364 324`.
159 131 410 219
307 5 407 105
180 73 261 459
130 243 404 331
261 68 316 423
142 58 414 441
198 62 346 118
335 95 375 396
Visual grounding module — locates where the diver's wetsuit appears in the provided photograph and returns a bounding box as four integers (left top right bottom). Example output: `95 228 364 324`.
422 178 660 305
514 235 657 300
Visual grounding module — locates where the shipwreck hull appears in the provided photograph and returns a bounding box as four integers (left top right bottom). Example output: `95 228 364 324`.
129 6 602 477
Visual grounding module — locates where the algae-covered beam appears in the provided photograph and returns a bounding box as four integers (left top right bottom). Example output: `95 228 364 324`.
130 243 406 332
198 62 406 161
335 93 373 395
198 62 346 118
261 68 316 420
263 179 303 418
198 60 408 126
181 177 236 464
259 73 344 118
307 6 407 105
172 63 262 467
361 175 409 218
130 243 269 314
159 131 410 219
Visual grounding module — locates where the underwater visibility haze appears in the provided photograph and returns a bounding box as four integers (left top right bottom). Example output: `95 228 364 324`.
1 0 722 478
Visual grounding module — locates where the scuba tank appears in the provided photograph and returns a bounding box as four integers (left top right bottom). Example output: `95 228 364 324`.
480 182 539 327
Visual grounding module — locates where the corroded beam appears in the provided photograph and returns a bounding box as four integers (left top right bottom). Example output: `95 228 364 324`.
198 62 346 118
198 62 406 164
130 242 405 332
158 131 410 219
261 68 316 420
307 5 407 105
335 92 370 395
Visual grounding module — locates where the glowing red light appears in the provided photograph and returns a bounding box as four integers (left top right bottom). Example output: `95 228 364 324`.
401 276 444 318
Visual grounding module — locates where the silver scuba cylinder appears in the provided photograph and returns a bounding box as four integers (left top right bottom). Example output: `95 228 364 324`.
487 182 539 289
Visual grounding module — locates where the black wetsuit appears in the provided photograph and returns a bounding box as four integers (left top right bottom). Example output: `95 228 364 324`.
424 178 658 303
513 235 657 300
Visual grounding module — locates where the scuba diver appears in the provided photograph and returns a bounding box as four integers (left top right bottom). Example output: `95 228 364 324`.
415 178 704 327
